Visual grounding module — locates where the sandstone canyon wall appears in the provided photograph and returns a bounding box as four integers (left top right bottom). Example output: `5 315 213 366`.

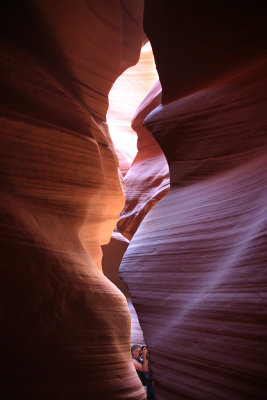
120 1 267 399
107 42 159 177
0 1 147 399
117 80 170 241
104 47 168 348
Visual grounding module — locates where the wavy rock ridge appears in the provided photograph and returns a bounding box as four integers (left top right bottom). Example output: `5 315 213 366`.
120 1 267 399
0 1 146 399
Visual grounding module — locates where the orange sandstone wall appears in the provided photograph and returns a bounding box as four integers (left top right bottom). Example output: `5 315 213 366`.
0 1 146 399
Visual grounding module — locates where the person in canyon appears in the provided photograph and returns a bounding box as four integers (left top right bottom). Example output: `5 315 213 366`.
131 344 155 398
131 344 149 388
140 346 155 400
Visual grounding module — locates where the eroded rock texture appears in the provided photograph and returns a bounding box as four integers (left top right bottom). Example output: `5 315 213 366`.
117 80 170 240
0 1 146 399
102 230 145 346
104 47 166 347
120 1 267 399
107 42 158 177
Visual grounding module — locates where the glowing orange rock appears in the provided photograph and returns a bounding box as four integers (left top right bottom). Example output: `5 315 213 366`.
0 1 146 398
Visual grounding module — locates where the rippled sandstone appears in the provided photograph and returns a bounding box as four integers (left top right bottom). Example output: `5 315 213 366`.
0 1 146 399
120 1 267 399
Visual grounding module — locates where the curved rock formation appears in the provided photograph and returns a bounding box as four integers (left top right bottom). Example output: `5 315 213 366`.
120 1 267 399
117 80 170 240
107 42 159 177
102 230 145 346
0 1 147 399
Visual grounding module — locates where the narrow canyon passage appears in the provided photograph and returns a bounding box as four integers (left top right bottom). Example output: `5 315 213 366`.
102 40 165 347
1 1 267 400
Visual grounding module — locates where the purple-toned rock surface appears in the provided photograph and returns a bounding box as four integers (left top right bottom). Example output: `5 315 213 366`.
120 1 267 399
102 230 145 347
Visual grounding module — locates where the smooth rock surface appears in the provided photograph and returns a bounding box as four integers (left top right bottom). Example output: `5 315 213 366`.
117 80 170 240
0 1 146 399
107 42 158 176
102 230 145 347
120 1 267 399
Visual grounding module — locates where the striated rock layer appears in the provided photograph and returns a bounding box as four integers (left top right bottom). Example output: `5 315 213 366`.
0 1 146 399
120 1 267 399
117 80 170 240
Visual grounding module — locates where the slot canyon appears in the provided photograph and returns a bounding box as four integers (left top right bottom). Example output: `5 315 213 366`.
0 1 266 399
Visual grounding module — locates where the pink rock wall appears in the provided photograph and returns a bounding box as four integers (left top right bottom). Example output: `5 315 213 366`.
101 230 145 346
0 1 147 399
117 80 170 240
120 1 267 399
